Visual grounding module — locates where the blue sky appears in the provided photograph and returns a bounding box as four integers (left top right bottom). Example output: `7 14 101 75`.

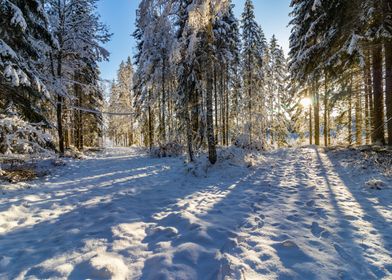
97 0 291 82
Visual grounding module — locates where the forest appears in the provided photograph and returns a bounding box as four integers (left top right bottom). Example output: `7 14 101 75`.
1 0 391 159
0 0 392 279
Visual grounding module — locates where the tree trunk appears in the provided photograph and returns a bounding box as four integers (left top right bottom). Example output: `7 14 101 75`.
184 68 194 162
220 69 226 146
206 13 217 164
365 91 370 145
64 106 70 149
309 104 313 145
355 74 362 145
314 84 320 146
328 108 331 146
148 90 153 151
214 65 218 143
324 74 329 147
385 41 392 146
372 45 386 145
248 53 252 144
79 89 84 150
57 95 64 155
191 86 199 144
364 57 372 144
56 51 64 155
225 66 230 146
161 54 166 144
348 81 353 145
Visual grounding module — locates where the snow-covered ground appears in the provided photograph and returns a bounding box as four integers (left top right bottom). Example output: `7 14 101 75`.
0 147 391 279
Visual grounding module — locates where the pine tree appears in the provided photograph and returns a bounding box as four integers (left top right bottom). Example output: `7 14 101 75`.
213 0 240 146
0 0 54 122
108 60 134 147
45 0 110 154
268 36 290 147
133 0 177 149
173 0 196 161
241 0 266 145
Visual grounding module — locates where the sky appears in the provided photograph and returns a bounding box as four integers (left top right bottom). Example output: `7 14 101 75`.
97 0 292 82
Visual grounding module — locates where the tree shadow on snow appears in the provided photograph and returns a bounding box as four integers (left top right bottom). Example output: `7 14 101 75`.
315 148 391 278
0 154 217 279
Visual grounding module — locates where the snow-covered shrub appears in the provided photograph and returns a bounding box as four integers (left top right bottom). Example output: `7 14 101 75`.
0 114 54 155
186 157 210 177
365 179 386 190
150 142 184 158
187 147 264 177
232 133 264 151
63 147 86 159
219 146 265 168
218 146 250 167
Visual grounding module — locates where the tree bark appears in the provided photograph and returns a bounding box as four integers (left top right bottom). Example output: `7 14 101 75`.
385 41 392 146
324 74 329 147
364 55 372 144
309 104 313 145
191 86 199 144
161 53 166 144
348 80 353 145
214 65 218 143
383 0 392 145
313 84 320 146
225 65 230 146
57 95 64 155
365 89 370 145
79 87 84 150
206 11 217 164
372 45 386 145
56 50 64 155
220 69 226 146
355 74 362 145
248 52 252 144
148 90 153 151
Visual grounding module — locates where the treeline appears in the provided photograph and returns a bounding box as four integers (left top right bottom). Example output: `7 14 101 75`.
110 0 292 164
289 0 392 147
0 0 109 155
3 0 391 159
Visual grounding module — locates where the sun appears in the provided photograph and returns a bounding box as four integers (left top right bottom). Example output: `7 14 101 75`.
300 97 312 107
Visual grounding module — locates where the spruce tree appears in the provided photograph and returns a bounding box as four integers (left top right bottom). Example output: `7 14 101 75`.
45 0 110 154
0 0 54 122
241 0 266 145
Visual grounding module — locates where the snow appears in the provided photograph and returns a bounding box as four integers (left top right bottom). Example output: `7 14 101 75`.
0 40 17 60
0 147 391 279
347 34 360 55
311 0 322 12
9 3 27 32
3 65 19 87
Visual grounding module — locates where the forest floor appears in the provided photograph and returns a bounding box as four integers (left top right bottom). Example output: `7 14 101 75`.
0 146 391 279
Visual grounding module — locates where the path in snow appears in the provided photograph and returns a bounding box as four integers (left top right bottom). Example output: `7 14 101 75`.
0 147 391 279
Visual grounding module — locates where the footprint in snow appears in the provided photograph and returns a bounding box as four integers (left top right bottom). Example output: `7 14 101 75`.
306 200 315 207
286 214 300 222
271 233 292 241
144 225 179 245
242 216 265 232
251 202 263 212
272 240 312 267
317 193 326 199
344 215 359 221
311 222 330 238
295 201 304 206
315 207 328 219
